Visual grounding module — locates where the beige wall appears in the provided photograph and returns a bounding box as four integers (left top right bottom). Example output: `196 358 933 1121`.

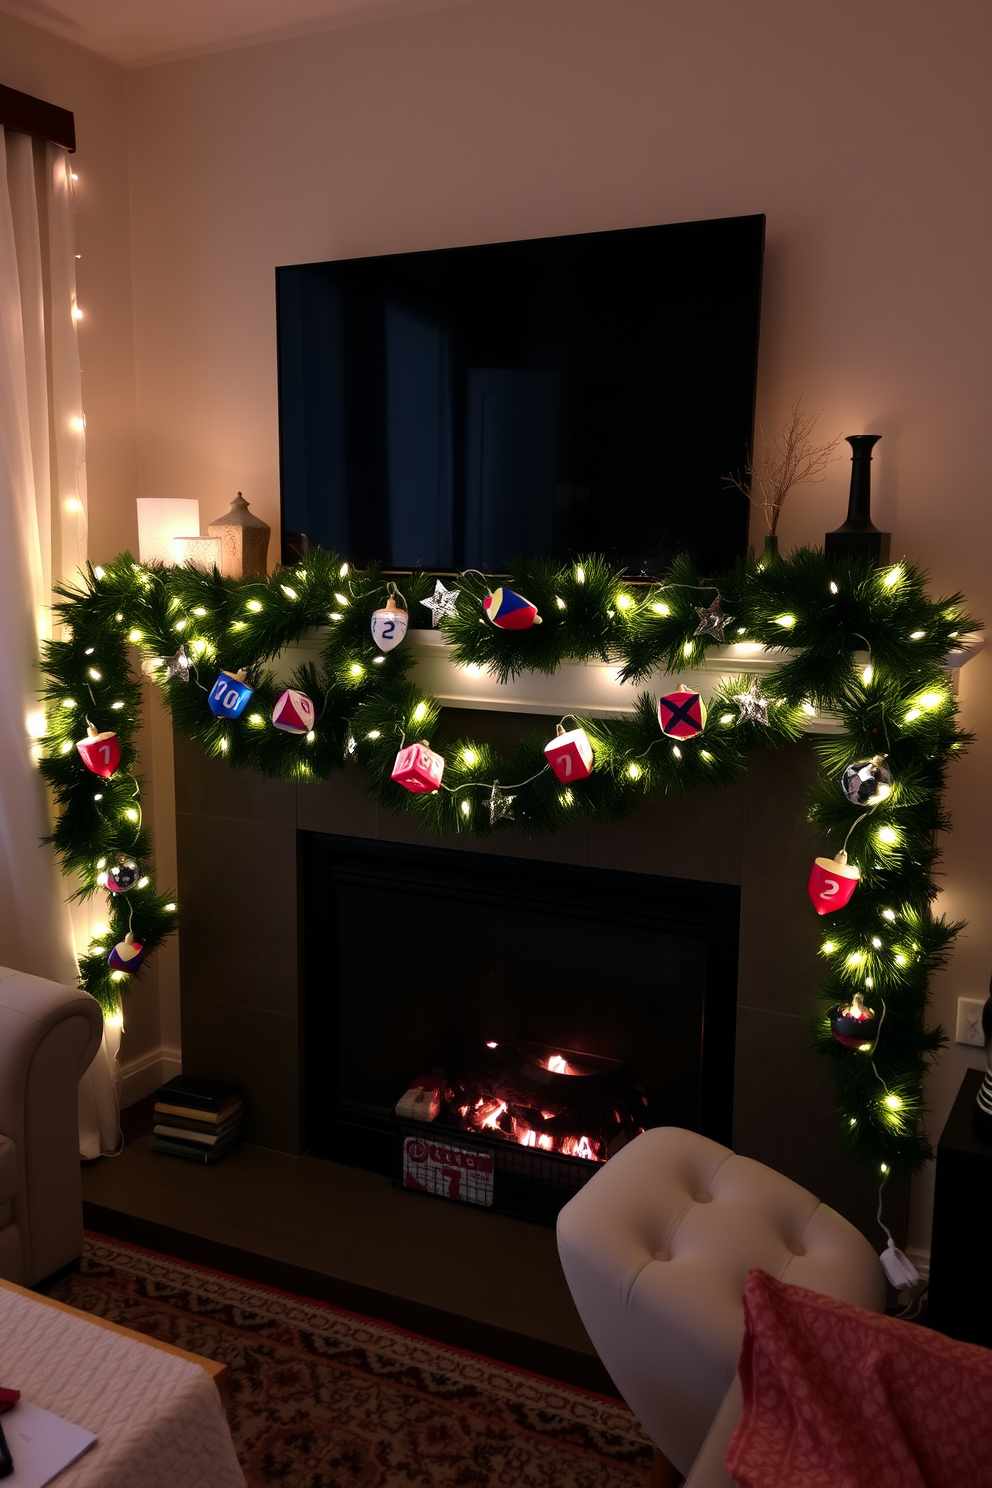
7 0 991 1246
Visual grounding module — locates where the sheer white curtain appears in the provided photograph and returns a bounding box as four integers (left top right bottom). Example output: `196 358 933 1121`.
0 129 121 1155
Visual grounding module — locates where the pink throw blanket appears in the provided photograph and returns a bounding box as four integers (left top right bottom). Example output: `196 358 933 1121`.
725 1269 992 1487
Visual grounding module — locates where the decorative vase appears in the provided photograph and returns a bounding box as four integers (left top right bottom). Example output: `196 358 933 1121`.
824 435 891 565
760 534 780 564
207 493 270 579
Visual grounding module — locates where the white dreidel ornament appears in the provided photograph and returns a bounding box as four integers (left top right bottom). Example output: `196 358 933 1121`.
371 584 409 653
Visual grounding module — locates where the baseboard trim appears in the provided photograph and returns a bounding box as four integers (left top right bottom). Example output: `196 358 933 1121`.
120 1048 181 1108
82 1201 620 1398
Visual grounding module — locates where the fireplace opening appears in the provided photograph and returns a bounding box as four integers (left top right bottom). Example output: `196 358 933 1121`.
427 1038 645 1162
301 834 739 1223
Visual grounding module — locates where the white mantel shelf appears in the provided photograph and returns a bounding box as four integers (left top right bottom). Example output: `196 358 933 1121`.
282 631 983 736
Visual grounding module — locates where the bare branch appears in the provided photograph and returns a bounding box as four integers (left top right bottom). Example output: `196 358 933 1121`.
725 401 843 536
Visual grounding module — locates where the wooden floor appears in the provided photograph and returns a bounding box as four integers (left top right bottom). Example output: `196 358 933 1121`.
82 1109 615 1394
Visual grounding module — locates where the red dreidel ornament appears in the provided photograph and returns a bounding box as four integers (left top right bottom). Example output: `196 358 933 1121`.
658 684 706 739
76 725 121 779
483 587 542 630
272 689 315 735
544 725 594 783
391 741 446 794
108 933 146 975
808 851 860 915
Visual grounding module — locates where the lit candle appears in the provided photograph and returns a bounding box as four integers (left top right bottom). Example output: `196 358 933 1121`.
173 535 222 572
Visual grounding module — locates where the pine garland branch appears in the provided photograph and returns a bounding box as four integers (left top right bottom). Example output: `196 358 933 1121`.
35 543 981 1178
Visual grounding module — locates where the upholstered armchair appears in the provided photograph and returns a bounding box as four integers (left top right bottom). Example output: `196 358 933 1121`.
557 1127 885 1482
0 966 102 1284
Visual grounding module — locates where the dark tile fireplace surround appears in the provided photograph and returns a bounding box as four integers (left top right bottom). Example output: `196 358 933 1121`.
174 716 905 1242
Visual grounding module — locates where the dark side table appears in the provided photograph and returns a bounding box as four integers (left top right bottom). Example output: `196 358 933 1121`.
928 1068 992 1347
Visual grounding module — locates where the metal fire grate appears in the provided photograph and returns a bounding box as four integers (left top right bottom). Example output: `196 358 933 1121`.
394 1117 600 1226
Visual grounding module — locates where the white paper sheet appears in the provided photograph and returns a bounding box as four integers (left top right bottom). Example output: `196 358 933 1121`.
1 1402 96 1488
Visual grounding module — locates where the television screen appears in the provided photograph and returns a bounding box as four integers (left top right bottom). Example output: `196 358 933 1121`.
276 214 763 576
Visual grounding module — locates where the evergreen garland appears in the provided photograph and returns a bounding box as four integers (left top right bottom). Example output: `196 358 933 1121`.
38 547 977 1179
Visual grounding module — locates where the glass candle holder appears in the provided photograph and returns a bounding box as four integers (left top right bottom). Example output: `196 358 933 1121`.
173 535 222 572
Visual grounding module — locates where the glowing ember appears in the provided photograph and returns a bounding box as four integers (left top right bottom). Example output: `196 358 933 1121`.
561 1135 597 1161
474 1098 507 1130
541 1051 585 1075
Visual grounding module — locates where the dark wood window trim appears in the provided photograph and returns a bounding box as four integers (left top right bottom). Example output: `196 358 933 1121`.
0 83 75 152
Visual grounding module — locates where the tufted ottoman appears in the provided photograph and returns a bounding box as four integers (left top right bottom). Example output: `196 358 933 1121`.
557 1127 885 1477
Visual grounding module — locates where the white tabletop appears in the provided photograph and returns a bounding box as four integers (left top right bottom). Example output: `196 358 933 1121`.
0 1286 245 1488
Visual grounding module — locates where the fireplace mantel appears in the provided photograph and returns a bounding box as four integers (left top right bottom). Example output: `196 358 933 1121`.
281 629 982 730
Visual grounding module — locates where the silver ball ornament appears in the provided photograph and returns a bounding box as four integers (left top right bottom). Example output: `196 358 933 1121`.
840 754 893 807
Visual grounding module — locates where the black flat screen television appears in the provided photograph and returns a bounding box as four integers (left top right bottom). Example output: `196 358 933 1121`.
276 213 764 576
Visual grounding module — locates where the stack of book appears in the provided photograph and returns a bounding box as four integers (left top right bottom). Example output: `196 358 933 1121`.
151 1076 243 1164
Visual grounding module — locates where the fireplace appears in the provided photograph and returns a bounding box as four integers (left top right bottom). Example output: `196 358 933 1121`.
175 729 902 1243
301 833 739 1222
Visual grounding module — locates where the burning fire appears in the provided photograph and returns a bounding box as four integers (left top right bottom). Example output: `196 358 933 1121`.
543 1052 585 1075
473 1097 507 1130
561 1134 597 1161
450 1043 625 1164
462 1097 601 1161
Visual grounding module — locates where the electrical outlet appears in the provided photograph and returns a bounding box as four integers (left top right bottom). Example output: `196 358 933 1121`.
956 997 986 1047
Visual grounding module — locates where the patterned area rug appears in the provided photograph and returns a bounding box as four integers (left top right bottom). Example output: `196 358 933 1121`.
45 1235 653 1487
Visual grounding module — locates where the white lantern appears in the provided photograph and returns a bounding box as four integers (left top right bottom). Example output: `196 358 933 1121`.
136 498 200 566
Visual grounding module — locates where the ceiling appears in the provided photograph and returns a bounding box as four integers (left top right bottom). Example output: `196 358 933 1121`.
0 0 478 66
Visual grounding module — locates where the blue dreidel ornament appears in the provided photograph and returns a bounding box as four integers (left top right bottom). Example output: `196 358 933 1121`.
208 669 254 720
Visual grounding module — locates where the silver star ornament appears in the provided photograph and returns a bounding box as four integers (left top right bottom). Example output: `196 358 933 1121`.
488 783 516 825
164 646 191 682
693 598 733 641
420 579 461 627
734 679 770 725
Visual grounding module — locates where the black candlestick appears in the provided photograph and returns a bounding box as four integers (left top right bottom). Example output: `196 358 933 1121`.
824 434 891 565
